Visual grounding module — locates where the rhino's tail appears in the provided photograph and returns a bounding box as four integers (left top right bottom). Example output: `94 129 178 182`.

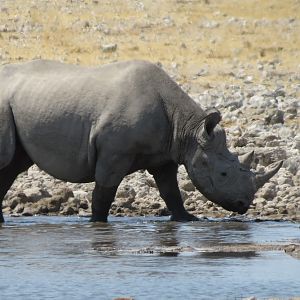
0 101 16 169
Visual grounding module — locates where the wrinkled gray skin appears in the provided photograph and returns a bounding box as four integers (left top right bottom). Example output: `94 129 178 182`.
0 60 282 223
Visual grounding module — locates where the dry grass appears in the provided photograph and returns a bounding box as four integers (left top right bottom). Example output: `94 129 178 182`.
0 0 299 87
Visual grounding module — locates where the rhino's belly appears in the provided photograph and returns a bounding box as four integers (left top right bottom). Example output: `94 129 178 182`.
35 156 95 183
27 148 95 183
25 141 95 183
16 122 96 183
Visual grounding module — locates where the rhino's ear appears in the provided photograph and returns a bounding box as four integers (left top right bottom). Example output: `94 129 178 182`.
203 108 221 136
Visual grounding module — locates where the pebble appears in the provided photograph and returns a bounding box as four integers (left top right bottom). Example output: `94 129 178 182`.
101 43 117 52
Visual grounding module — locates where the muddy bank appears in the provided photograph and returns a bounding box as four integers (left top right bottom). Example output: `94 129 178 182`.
93 243 300 260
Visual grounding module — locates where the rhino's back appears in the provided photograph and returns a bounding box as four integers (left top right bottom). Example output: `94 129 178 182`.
0 60 168 182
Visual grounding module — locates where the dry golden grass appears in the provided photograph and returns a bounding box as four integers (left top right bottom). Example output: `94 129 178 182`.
0 0 299 87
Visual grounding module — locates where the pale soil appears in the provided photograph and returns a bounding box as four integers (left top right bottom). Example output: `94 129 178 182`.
1 0 299 87
0 0 299 221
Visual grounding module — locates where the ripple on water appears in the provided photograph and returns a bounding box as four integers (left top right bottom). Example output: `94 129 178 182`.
0 216 299 300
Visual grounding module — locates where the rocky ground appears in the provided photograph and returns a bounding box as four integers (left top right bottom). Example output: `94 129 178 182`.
0 0 299 221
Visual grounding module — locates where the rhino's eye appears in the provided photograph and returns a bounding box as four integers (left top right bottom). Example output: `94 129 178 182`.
221 172 227 177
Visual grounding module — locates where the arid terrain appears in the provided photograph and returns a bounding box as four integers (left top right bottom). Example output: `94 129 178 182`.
0 0 299 221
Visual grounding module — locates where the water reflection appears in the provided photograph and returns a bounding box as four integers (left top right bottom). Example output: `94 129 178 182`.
88 219 259 258
90 223 118 255
200 251 258 259
200 222 252 245
154 222 179 247
154 222 181 256
0 216 300 300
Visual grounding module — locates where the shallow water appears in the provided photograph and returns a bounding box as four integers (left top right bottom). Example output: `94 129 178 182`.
0 216 299 300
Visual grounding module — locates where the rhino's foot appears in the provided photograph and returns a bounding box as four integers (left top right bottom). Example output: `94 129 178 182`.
89 215 108 223
170 212 199 222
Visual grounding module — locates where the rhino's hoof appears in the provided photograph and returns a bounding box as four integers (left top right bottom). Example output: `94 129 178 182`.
170 213 199 222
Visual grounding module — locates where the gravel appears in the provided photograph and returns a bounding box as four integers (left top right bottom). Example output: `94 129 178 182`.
2 77 299 221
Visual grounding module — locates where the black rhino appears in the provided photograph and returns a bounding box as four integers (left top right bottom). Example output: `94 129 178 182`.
0 60 282 222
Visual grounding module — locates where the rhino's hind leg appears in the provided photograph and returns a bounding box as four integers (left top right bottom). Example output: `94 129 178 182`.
90 184 118 222
0 140 33 222
149 162 198 222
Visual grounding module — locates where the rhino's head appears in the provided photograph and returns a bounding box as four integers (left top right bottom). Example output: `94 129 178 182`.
185 109 283 214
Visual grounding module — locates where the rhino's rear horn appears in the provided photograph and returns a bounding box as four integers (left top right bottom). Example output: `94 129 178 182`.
239 151 254 169
255 160 283 189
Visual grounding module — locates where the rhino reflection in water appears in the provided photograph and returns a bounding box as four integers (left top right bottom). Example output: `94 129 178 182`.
0 60 282 223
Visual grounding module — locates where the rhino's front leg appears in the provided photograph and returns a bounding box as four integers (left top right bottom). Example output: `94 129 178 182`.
90 184 118 222
90 153 134 222
149 162 198 222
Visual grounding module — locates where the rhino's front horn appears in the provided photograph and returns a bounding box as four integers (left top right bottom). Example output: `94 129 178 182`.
239 151 254 169
255 160 283 189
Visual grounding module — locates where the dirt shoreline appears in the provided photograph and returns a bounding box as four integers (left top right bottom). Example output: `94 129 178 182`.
93 242 300 260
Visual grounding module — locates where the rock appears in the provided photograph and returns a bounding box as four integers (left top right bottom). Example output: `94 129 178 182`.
284 244 300 259
278 207 288 214
14 203 24 213
119 197 135 209
285 107 297 119
38 196 63 213
180 190 189 201
195 68 208 77
244 76 253 84
78 209 91 217
73 190 88 201
253 197 267 207
23 187 51 202
265 109 284 124
9 197 20 210
2 206 11 214
277 174 294 186
14 192 30 204
284 157 300 175
37 205 49 214
180 180 195 192
52 187 74 202
79 199 89 210
101 43 117 52
116 185 136 199
22 205 34 216
199 20 219 29
293 135 300 150
233 136 248 147
163 16 174 27
145 177 157 188
256 148 287 166
155 207 170 216
67 197 81 208
61 206 76 215
258 182 277 200
150 202 161 209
